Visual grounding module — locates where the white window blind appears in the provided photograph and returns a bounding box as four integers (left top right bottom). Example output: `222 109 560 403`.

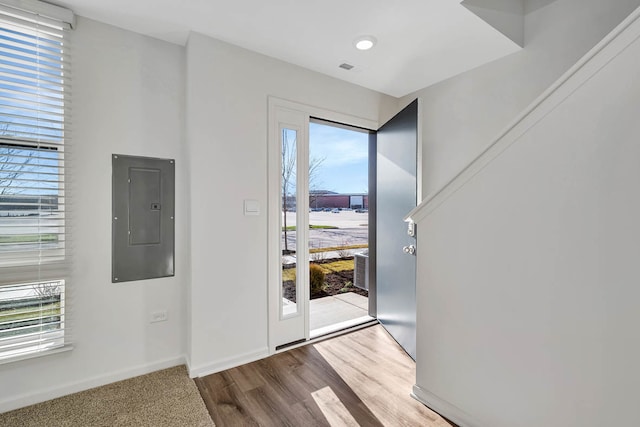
0 0 73 361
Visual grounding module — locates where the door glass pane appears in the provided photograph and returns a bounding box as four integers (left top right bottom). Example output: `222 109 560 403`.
281 128 297 317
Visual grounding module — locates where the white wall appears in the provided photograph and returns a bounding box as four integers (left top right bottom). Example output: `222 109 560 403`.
410 6 640 427
0 13 395 410
0 17 187 411
405 0 640 197
7 0 634 414
185 32 396 375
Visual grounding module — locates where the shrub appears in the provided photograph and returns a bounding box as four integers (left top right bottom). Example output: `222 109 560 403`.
310 251 326 262
336 248 351 258
339 281 354 293
337 239 352 258
309 264 325 293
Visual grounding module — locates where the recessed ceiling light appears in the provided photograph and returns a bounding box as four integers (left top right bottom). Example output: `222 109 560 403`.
354 36 377 51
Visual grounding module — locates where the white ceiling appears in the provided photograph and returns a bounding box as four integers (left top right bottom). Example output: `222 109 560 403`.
56 0 521 97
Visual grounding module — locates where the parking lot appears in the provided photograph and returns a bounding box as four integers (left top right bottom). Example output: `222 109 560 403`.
282 210 368 250
285 210 367 227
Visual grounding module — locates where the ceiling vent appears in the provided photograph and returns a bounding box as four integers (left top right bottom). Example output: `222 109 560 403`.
339 63 354 70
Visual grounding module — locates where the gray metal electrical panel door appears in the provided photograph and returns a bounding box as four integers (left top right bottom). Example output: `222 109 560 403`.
112 154 175 282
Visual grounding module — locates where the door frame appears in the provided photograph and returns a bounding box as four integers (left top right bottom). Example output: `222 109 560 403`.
416 98 423 203
267 97 378 353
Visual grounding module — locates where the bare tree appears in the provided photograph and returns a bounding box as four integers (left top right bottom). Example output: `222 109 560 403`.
0 124 38 197
308 154 325 211
281 130 325 254
308 155 324 190
0 125 48 224
281 130 296 253
0 148 37 196
31 281 62 299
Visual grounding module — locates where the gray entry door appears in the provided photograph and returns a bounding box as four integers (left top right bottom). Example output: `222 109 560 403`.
376 100 418 360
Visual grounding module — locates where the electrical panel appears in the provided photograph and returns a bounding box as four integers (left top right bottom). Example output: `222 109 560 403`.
112 154 175 282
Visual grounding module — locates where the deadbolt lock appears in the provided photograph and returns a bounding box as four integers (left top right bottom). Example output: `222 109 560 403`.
402 245 416 256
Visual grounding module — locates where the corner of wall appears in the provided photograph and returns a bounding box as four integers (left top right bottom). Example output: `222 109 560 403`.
461 0 525 47
412 384 481 427
188 347 269 378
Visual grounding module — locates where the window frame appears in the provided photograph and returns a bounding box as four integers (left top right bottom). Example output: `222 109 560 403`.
0 0 74 363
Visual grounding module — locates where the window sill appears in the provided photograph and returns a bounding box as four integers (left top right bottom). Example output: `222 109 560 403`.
0 344 74 366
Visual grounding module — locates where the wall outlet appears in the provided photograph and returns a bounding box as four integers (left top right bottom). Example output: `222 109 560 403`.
150 310 168 323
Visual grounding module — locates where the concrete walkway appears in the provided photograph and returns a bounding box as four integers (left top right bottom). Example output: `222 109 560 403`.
309 293 371 334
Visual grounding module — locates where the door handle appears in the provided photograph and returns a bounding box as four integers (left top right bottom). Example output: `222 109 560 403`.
402 245 416 256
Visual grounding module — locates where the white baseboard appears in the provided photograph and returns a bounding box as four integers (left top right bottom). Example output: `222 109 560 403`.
411 384 481 427
187 347 269 378
0 355 186 414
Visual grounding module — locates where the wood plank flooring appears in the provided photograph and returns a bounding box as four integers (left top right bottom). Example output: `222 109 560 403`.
196 325 454 426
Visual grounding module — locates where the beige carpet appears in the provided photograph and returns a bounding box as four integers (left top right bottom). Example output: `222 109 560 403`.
0 365 215 427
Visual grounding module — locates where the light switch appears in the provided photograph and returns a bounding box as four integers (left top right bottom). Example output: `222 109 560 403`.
244 199 260 216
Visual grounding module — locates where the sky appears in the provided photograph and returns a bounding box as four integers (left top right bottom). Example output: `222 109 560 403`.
309 122 369 194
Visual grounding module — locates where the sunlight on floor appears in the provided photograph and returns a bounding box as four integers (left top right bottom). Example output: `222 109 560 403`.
314 326 453 427
311 386 360 427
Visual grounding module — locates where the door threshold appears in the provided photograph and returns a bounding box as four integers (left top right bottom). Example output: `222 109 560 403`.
274 318 378 355
310 315 375 339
